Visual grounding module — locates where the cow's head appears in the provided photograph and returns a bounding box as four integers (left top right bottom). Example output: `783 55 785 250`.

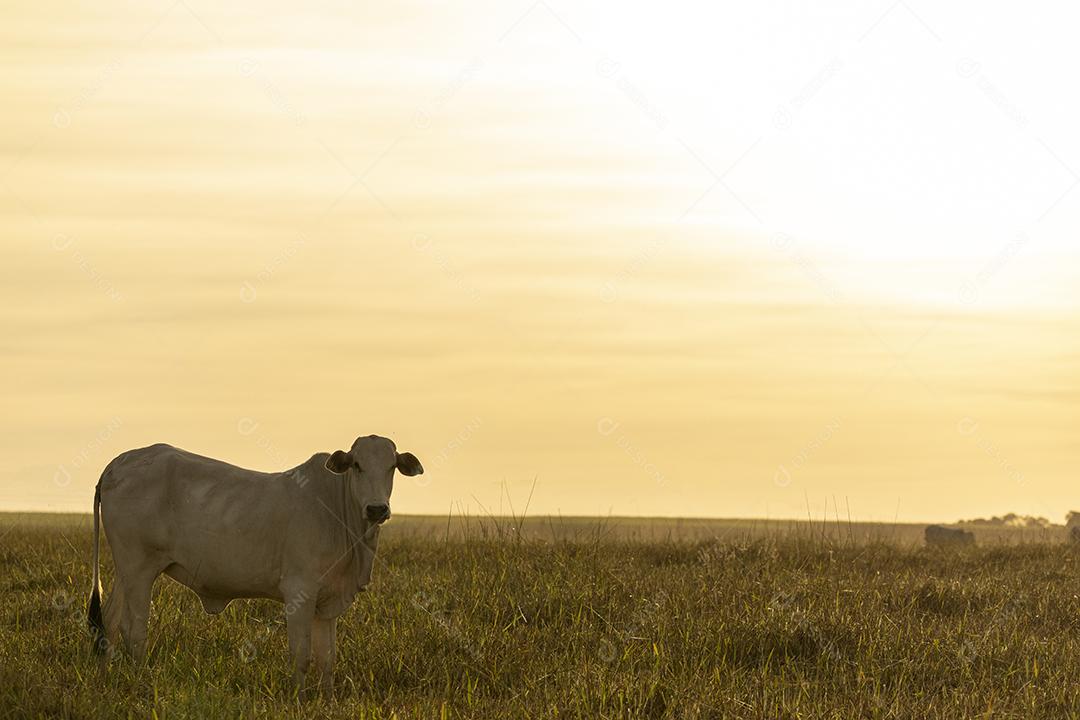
324 435 423 524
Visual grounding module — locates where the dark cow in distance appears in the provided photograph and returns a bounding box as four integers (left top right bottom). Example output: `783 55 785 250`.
924 525 975 548
1067 511 1080 543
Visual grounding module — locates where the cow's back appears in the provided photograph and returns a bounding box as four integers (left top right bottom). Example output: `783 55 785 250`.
101 444 279 525
103 443 277 487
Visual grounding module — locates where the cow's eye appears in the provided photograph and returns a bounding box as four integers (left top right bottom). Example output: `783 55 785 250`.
353 462 363 472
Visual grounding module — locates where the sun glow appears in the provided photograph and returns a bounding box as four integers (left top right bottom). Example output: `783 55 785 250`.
2 0 1080 522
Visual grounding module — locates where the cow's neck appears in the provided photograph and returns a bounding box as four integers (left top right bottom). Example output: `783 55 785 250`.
340 476 378 592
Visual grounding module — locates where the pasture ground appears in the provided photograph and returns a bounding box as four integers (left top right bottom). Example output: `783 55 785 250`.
2 513 1079 719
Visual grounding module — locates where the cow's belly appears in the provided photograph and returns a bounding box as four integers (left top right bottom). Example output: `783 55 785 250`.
164 542 282 600
163 560 280 614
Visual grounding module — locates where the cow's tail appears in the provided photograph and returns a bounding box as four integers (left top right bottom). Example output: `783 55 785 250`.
88 481 106 654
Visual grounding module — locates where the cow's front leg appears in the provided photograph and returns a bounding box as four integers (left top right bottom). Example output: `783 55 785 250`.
283 588 317 699
312 615 337 700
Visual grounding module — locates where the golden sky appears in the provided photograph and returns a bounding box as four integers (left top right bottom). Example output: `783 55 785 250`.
2 1 1079 521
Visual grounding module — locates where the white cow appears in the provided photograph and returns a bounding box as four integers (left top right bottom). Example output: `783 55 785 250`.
87 434 423 698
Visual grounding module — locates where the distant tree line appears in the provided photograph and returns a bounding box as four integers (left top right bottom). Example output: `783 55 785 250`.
957 513 1054 528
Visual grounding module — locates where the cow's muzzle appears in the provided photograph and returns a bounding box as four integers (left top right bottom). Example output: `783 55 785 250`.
365 503 390 524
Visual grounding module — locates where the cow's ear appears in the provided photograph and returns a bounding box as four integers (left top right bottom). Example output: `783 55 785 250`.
396 452 424 476
325 450 353 474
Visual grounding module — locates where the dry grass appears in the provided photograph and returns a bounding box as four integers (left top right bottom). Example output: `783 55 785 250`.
2 513 1079 719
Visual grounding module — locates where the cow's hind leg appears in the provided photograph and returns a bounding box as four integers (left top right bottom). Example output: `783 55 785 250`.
102 580 126 655
114 560 162 663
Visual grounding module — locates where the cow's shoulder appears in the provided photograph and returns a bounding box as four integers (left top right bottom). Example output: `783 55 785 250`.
284 453 339 493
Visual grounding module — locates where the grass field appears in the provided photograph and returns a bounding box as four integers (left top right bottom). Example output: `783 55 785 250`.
3 513 1080 719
